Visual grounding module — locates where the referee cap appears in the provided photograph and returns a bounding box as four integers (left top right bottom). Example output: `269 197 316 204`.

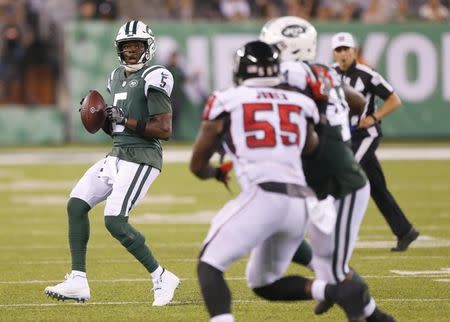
332 32 355 49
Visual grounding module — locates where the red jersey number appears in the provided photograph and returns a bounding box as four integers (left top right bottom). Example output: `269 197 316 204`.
243 103 302 148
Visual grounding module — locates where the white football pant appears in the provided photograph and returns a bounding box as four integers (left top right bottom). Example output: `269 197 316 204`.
200 185 308 289
309 182 370 283
70 156 160 216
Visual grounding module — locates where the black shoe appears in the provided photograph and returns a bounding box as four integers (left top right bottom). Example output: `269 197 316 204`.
391 227 419 252
314 300 334 315
326 280 369 322
367 308 396 322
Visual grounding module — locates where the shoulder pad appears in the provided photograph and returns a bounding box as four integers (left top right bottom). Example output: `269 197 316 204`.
142 65 174 97
201 88 236 121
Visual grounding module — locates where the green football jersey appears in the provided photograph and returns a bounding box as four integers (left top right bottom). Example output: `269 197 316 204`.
106 64 173 170
303 124 367 199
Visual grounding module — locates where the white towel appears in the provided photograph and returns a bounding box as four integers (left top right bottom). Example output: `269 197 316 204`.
306 195 336 235
98 156 119 185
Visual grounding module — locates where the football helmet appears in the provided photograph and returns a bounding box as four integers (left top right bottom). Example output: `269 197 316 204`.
233 40 280 86
115 20 156 72
259 16 317 62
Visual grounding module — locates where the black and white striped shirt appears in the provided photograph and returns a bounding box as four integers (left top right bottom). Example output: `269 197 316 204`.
333 60 394 140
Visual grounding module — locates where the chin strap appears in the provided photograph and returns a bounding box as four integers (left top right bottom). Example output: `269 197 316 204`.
124 63 144 72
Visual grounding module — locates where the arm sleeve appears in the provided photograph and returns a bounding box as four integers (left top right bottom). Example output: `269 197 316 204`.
146 89 172 116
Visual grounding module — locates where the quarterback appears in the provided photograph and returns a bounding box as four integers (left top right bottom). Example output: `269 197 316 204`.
45 20 179 306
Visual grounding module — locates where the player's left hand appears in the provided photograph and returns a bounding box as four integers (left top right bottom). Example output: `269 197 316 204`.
106 106 127 125
358 115 377 129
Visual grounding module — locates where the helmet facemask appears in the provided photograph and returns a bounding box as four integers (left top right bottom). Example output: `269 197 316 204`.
115 20 156 72
233 41 280 87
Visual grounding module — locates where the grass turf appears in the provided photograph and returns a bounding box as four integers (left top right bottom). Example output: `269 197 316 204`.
0 157 449 321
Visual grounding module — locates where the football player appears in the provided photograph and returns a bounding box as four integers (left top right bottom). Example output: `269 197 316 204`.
260 16 394 321
190 40 368 322
45 20 180 306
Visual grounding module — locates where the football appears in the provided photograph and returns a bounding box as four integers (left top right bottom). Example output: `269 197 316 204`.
79 90 107 134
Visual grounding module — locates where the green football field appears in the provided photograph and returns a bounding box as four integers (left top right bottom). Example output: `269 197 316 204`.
0 147 449 321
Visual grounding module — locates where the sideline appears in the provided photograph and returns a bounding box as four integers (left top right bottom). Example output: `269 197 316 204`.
1 147 450 164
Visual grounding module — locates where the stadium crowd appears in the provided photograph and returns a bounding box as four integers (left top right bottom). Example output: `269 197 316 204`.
0 0 448 105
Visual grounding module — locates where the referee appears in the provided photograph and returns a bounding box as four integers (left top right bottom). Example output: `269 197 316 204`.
331 32 419 252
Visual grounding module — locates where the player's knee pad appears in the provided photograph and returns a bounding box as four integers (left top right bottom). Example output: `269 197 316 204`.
67 197 91 218
104 216 145 251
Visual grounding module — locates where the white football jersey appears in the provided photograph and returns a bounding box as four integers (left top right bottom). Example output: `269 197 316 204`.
280 61 352 142
203 85 319 190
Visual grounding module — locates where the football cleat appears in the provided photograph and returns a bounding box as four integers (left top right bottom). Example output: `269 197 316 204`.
391 227 419 252
152 268 180 306
44 272 90 303
369 308 396 322
314 299 334 315
327 280 369 322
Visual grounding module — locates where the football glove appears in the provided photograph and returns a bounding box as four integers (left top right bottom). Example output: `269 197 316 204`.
214 160 233 192
106 105 127 125
306 75 329 102
78 97 84 112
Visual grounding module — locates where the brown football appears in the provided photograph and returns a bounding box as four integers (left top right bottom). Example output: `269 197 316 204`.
80 90 107 134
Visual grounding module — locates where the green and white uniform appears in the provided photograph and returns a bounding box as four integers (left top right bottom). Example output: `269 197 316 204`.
281 60 370 283
70 64 174 217
107 64 173 170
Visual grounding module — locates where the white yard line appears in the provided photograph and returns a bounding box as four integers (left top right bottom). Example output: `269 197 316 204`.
1 298 448 308
3 272 450 285
0 235 449 250
1 147 450 164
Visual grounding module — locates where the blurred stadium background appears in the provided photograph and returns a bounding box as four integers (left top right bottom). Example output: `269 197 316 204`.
1 1 450 321
0 0 449 145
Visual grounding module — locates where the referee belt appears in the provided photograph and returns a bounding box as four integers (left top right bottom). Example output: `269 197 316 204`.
258 181 316 199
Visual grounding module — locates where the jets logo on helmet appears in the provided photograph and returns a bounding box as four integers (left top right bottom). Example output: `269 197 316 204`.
115 20 156 72
281 25 306 38
260 16 317 62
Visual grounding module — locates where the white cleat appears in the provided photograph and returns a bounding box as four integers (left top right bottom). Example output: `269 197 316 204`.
152 268 180 306
44 271 90 303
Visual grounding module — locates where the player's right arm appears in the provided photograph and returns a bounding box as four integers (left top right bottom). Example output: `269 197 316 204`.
190 92 232 183
190 118 225 180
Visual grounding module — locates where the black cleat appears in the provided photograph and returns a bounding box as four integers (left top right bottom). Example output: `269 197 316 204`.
314 300 334 315
391 227 419 252
326 280 369 322
367 308 396 322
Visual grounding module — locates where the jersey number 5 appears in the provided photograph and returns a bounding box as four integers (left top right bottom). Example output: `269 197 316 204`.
243 103 301 148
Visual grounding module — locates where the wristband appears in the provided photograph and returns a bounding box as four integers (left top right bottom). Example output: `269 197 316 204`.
369 114 378 122
136 120 147 135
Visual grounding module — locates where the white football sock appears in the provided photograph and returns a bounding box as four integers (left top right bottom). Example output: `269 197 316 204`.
151 266 164 279
211 313 234 322
311 280 327 301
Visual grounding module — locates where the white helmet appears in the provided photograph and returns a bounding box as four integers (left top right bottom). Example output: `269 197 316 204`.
259 16 317 62
115 20 156 72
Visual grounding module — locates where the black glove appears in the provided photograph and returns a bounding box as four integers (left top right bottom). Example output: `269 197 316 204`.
106 106 127 125
78 97 84 112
